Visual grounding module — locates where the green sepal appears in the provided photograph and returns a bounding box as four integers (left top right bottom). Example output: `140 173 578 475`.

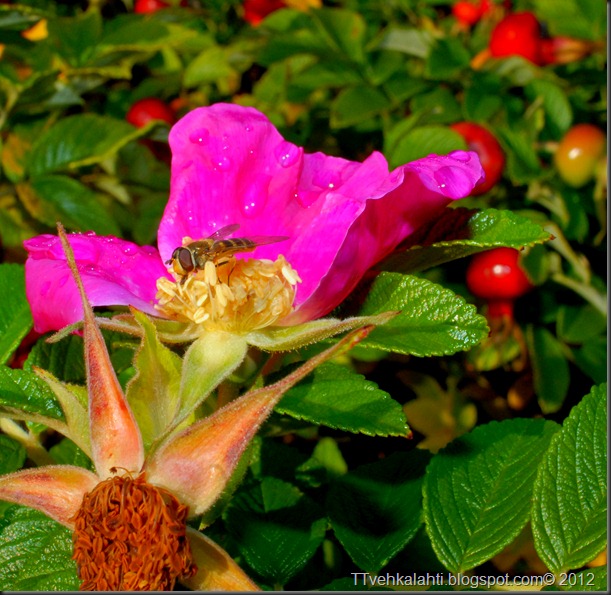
125 310 183 451
33 368 90 457
161 330 248 443
247 311 398 352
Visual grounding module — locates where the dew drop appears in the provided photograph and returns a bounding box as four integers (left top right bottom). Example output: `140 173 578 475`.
433 166 474 194
274 141 301 168
294 189 320 208
241 181 269 218
123 245 136 256
312 169 341 190
84 231 96 237
189 128 210 145
448 150 471 163
214 155 232 171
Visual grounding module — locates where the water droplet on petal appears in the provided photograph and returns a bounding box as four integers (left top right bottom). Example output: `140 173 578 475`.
294 189 320 208
241 180 269 218
274 141 301 168
434 166 475 194
84 231 96 237
448 150 471 163
313 169 342 190
214 155 232 171
244 125 253 132
123 245 136 256
189 128 210 145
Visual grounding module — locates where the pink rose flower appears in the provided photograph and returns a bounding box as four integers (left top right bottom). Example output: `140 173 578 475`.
25 103 483 334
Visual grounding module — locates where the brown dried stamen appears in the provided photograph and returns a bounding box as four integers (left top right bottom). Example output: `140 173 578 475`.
72 474 197 591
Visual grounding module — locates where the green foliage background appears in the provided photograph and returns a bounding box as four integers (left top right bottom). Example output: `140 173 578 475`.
0 0 607 591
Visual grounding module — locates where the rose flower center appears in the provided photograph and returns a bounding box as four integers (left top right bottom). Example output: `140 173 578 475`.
156 255 301 333
72 474 196 591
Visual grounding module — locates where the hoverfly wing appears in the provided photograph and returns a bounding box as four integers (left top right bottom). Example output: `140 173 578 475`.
246 235 289 248
207 223 241 241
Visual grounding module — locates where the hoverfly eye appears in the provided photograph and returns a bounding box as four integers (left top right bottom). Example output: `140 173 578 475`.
177 248 195 272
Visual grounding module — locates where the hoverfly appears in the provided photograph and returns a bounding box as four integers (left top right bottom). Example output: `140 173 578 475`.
166 223 288 283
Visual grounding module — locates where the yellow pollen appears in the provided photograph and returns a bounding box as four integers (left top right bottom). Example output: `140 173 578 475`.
155 255 300 333
71 474 197 591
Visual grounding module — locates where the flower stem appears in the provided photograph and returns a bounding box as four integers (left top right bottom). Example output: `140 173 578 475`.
0 418 55 466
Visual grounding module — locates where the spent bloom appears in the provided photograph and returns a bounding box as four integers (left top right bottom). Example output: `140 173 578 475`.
24 103 483 338
0 226 374 590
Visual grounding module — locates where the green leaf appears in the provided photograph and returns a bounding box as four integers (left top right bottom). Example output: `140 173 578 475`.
423 418 560 573
497 126 542 185
295 437 348 487
311 8 366 64
0 264 32 365
376 27 434 59
328 451 430 573
224 477 326 585
25 333 85 384
425 37 470 80
382 208 551 273
560 567 607 591
276 362 408 437
126 310 183 450
533 0 606 40
27 114 146 176
0 435 25 475
183 45 235 87
47 9 102 67
557 305 606 344
532 383 607 574
49 438 93 471
526 80 573 139
23 175 121 236
358 272 488 356
388 125 466 168
527 326 571 414
330 86 391 129
0 506 79 591
573 337 607 385
0 366 65 421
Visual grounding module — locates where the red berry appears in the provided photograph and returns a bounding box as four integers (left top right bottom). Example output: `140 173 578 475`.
489 11 542 65
451 122 505 194
554 124 606 188
243 0 286 26
453 1 483 26
467 248 533 318
134 0 170 13
126 98 176 128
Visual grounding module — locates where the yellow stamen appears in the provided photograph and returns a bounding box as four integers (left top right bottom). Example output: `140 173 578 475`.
156 256 301 334
72 474 196 591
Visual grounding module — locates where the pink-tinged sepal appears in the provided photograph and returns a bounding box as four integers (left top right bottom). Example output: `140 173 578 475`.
57 225 145 479
145 325 376 516
0 466 99 528
182 528 260 591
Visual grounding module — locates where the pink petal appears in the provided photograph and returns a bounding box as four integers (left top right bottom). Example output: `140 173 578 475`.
160 104 484 324
24 233 171 333
0 466 99 528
